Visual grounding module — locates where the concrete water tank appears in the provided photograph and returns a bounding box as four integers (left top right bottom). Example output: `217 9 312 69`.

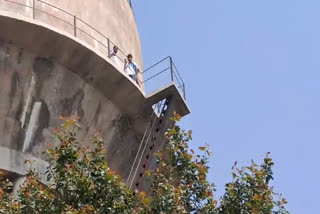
0 0 189 190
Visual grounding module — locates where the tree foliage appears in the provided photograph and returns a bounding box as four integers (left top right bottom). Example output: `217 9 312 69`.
0 114 288 213
0 116 142 214
146 113 215 213
218 156 288 214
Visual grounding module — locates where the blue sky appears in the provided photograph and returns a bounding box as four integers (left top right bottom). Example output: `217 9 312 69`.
134 1 320 213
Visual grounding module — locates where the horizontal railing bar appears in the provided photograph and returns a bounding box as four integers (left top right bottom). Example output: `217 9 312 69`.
142 67 171 83
77 18 108 41
117 56 126 64
35 9 74 26
37 0 74 17
143 56 170 74
118 49 127 58
109 39 127 57
77 18 128 60
107 41 126 63
76 27 109 51
37 0 129 65
76 23 128 64
115 55 126 64
4 0 32 9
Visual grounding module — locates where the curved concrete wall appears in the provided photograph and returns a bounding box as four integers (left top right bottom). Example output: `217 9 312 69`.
0 40 142 179
0 0 142 68
0 0 189 190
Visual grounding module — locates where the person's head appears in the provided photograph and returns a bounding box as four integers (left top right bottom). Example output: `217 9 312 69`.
113 46 118 54
127 54 133 63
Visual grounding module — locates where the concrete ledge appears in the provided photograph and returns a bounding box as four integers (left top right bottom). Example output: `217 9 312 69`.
0 146 49 181
146 83 190 117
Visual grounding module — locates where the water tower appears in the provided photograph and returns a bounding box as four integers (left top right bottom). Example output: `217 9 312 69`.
0 0 189 191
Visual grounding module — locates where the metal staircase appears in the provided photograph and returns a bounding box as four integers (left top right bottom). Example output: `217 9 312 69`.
126 98 170 190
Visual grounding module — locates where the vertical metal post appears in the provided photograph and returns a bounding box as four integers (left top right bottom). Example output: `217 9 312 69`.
32 0 35 19
183 83 186 100
107 38 111 57
73 16 77 37
169 57 174 82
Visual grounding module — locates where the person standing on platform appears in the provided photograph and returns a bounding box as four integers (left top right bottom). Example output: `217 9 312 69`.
109 45 121 70
124 54 140 86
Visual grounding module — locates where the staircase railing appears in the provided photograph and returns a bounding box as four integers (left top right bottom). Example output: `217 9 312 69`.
126 98 169 189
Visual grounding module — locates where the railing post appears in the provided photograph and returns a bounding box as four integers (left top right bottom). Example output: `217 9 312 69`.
169 57 174 82
32 0 35 19
107 38 111 57
183 83 186 100
73 15 77 37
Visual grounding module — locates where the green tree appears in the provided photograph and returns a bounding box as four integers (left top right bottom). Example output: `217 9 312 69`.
146 113 215 214
0 114 288 214
218 155 288 214
0 116 144 213
145 113 288 214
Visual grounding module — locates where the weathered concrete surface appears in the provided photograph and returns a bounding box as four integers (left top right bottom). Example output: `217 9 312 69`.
0 40 145 180
0 0 142 68
0 146 49 183
0 4 190 187
0 11 145 116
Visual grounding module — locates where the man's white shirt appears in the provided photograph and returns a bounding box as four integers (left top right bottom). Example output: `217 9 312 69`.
125 62 138 76
109 52 121 70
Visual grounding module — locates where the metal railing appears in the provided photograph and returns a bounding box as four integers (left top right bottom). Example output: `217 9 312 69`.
141 56 186 100
0 0 186 100
1 0 131 77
